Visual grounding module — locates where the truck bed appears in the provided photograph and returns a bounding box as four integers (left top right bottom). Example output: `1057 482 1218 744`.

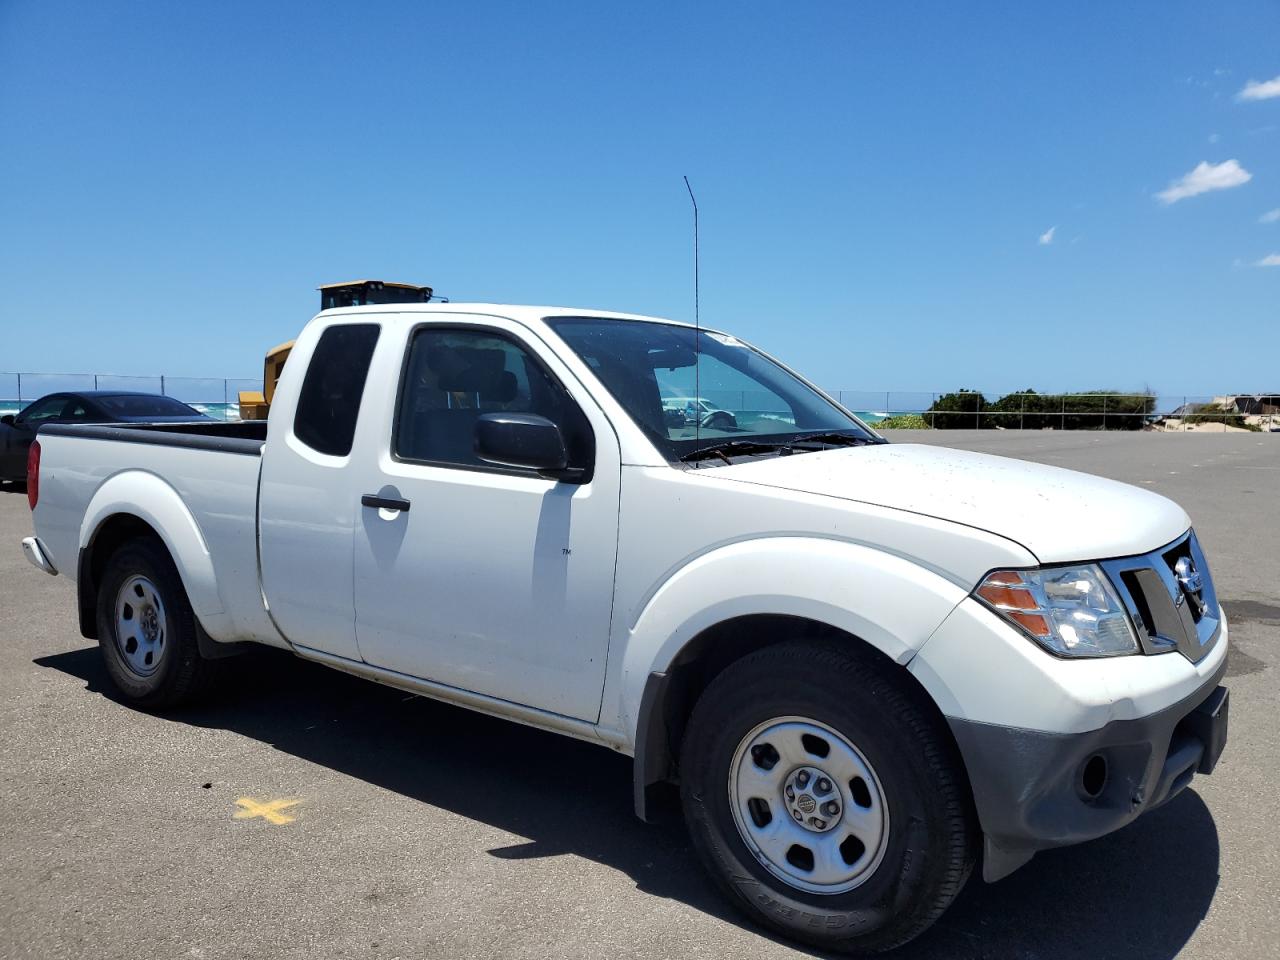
32 419 284 649
38 419 267 455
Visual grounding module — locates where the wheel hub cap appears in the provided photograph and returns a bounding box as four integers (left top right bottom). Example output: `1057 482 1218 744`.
141 607 159 642
114 575 167 678
784 765 841 832
729 717 890 895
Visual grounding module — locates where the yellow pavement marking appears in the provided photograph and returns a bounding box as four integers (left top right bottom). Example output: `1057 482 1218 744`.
233 797 301 825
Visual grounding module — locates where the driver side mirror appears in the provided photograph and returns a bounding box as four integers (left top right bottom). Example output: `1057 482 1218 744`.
0 415 13 426
474 412 582 481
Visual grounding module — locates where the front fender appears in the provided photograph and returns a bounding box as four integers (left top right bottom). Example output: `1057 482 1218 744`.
615 536 970 741
80 470 223 618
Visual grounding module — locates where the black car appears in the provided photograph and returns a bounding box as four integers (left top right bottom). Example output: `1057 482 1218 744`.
0 391 212 482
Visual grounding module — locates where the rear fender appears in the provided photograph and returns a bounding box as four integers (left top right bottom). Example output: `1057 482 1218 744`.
80 471 224 619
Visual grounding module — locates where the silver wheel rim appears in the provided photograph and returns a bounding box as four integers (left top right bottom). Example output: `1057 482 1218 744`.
114 575 167 678
729 716 890 895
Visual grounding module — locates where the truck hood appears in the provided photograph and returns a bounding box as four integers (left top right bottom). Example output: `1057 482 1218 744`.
718 442 1190 564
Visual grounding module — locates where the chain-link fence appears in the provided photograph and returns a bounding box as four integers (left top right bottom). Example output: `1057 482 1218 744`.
657 388 1278 432
830 391 1280 432
0 373 260 421
2 373 1277 432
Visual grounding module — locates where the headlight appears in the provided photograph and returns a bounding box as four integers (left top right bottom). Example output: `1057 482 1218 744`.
974 565 1139 657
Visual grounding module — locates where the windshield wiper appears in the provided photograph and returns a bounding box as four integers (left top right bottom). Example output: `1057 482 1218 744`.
680 432 878 465
678 439 793 465
788 431 880 448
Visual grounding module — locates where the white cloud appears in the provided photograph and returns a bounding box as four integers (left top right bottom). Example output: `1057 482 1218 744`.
1238 75 1280 101
1155 159 1252 204
1038 226 1056 245
1255 253 1280 267
1261 208 1280 224
1208 132 1220 144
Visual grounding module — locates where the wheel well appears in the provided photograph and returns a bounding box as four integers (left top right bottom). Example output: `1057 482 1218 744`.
77 514 164 640
633 614 970 823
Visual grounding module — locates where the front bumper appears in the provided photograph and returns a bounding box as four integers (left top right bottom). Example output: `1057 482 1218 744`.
952 660 1229 881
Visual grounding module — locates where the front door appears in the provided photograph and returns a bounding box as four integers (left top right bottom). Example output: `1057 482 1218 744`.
352 319 620 722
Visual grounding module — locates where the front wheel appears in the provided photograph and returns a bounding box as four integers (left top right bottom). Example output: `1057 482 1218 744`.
680 640 976 954
96 538 219 708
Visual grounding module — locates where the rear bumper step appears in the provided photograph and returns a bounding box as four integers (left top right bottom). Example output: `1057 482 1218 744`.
21 537 58 576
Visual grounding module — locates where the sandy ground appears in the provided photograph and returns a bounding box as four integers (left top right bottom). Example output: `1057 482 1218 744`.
0 430 1276 960
1154 421 1264 434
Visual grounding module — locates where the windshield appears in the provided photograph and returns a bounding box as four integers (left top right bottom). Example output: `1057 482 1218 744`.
546 316 875 461
94 395 203 418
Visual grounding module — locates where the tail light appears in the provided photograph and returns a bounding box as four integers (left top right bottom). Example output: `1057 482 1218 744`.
27 441 40 510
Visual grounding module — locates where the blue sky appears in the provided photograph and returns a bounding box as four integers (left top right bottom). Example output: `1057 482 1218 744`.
1 1 1277 398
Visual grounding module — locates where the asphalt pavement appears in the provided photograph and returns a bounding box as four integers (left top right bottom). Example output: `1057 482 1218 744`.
1 431 1276 960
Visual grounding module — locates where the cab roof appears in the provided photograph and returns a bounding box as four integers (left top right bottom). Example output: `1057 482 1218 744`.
314 302 700 330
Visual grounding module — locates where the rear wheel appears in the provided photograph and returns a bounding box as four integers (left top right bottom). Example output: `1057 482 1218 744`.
96 538 219 708
680 640 976 954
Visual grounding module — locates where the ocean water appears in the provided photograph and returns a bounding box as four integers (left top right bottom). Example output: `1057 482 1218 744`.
188 402 241 421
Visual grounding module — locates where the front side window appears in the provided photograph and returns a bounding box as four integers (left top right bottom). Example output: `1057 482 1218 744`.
394 327 592 472
17 395 68 424
546 317 874 462
293 324 380 456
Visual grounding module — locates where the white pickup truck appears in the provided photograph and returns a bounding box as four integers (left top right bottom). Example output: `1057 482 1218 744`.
22 304 1229 953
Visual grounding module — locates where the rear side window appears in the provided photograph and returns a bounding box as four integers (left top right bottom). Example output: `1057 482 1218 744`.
293 324 380 456
94 395 200 418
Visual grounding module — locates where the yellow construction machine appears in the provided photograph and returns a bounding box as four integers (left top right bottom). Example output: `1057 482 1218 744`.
237 280 434 420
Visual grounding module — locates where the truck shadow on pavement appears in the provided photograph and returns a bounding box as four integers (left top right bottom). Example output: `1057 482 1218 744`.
36 645 1221 960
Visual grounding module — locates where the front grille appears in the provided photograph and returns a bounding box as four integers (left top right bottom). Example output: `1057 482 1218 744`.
1101 530 1221 663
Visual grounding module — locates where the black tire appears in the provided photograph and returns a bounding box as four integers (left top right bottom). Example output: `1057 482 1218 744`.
96 537 219 709
680 640 976 954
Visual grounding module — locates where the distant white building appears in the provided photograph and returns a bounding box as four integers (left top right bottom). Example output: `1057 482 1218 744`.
1215 394 1280 416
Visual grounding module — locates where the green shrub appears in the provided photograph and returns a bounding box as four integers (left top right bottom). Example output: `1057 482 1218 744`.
925 388 1156 430
922 390 989 428
874 414 929 429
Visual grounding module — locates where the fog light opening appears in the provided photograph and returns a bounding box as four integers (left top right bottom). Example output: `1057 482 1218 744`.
1081 754 1108 799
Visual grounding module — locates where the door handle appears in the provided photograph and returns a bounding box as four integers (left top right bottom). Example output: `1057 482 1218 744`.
361 494 411 512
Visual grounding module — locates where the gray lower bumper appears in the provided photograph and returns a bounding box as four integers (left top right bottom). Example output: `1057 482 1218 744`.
21 537 58 576
950 661 1229 882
